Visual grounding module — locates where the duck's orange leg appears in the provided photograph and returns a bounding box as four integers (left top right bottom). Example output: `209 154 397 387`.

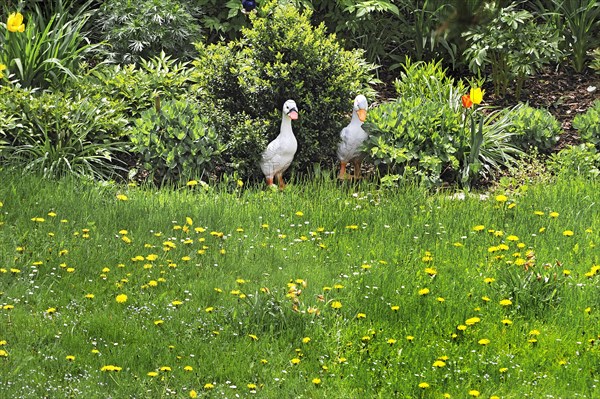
339 162 347 179
276 173 286 190
353 160 362 179
266 177 274 187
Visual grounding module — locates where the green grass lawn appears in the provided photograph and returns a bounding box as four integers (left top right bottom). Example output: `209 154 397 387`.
0 172 598 398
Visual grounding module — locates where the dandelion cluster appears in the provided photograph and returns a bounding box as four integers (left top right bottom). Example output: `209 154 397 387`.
0 179 598 398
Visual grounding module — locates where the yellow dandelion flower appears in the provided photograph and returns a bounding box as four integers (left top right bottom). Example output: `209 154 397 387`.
302 337 311 344
290 358 301 365
478 338 490 346
549 211 559 218
495 194 508 203
465 317 480 325
160 366 171 372
248 334 258 341
406 335 415 342
115 294 128 303
502 319 512 326
147 371 158 377
331 301 342 309
473 225 485 231
187 180 199 186
499 299 512 306
116 194 128 201
432 360 446 368
65 355 75 361
418 382 430 389
468 390 480 397
391 305 400 311
563 230 574 236
418 288 430 296
356 313 366 319
312 378 321 385
203 383 215 389
0 349 8 357
499 367 508 373
387 338 396 345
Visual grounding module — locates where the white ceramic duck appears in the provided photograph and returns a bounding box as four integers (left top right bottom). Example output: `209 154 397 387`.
260 99 299 189
337 95 368 179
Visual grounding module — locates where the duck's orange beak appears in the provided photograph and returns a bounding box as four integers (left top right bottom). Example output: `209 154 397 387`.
288 110 298 120
357 109 367 122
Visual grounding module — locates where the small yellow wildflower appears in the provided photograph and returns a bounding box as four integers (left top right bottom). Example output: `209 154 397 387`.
115 294 127 303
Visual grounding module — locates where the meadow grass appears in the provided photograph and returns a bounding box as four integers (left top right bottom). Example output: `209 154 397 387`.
0 171 599 398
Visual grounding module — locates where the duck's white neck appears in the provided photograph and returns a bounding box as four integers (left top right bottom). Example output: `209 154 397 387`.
351 110 363 125
280 114 294 136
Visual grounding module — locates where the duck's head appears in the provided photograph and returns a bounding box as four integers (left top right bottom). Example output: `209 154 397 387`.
283 99 299 120
353 95 368 122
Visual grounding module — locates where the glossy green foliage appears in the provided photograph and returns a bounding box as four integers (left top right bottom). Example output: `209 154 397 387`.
572 99 600 149
503 104 562 153
129 98 227 182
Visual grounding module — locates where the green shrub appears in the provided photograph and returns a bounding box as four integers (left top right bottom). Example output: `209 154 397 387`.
547 143 600 178
192 1 377 176
463 3 563 99
364 96 462 186
69 52 193 121
364 60 523 188
129 97 226 182
572 99 600 149
96 0 201 64
503 104 562 153
190 0 250 42
0 87 128 179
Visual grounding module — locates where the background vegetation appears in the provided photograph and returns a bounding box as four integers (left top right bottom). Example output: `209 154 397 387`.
0 0 598 187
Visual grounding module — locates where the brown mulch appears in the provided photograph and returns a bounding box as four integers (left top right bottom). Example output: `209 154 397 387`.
486 68 599 149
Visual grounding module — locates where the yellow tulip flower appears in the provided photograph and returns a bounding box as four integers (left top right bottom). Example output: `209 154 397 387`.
470 87 485 105
7 12 25 33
